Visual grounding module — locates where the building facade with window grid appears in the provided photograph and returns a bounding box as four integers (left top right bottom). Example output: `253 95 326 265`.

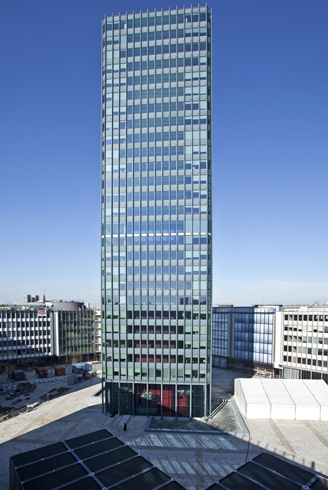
212 304 328 384
0 302 96 372
101 6 212 417
212 306 277 373
0 304 54 371
282 305 328 383
53 310 95 364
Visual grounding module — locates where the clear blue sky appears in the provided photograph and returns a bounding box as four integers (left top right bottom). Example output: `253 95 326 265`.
1 0 327 306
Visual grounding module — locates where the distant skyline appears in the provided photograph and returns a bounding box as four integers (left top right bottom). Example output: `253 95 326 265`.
1 0 328 306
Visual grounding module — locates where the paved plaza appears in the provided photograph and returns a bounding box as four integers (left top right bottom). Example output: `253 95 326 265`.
1 369 328 489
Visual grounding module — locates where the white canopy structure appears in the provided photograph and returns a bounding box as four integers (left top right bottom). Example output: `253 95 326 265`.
234 378 328 420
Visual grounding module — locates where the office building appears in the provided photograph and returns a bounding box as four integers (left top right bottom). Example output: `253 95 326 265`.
101 6 212 416
0 303 53 372
212 303 328 384
0 300 96 372
212 305 279 375
47 300 95 365
281 303 328 382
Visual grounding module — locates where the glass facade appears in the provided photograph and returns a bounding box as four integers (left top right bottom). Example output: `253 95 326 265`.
57 310 95 356
212 312 228 358
234 311 273 363
101 6 212 417
212 307 275 370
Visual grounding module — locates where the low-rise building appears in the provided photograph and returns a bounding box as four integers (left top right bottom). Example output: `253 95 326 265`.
0 299 97 372
213 303 328 384
0 303 54 373
212 305 280 376
281 303 328 382
46 300 95 365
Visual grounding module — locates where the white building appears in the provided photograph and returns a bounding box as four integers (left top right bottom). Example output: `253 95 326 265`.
0 303 54 372
281 303 328 382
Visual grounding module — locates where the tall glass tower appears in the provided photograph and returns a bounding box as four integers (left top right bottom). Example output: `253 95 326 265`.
101 6 212 417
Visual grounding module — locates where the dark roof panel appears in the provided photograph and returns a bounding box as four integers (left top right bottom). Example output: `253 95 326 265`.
17 453 76 482
110 467 171 490
96 455 152 487
239 461 301 490
11 442 67 467
219 471 263 490
84 446 137 473
23 463 88 490
74 437 124 460
66 429 112 449
253 453 314 485
311 477 328 489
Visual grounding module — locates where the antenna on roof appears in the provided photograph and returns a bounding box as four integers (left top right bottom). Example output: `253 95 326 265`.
43 288 46 303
